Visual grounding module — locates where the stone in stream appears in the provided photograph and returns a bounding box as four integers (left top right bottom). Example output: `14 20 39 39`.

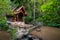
15 28 26 39
15 34 41 40
14 27 41 40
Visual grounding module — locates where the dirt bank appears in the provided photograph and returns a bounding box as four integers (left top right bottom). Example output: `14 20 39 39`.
0 31 11 40
31 26 60 40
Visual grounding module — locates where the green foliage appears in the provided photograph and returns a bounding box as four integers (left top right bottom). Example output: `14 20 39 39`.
10 29 17 39
25 16 33 24
0 0 12 31
37 0 60 27
0 19 9 31
41 1 58 13
0 0 12 15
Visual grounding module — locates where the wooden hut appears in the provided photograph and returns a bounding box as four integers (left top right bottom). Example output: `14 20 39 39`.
6 6 27 22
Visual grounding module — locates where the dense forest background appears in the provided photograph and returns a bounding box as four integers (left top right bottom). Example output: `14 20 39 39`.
0 0 60 30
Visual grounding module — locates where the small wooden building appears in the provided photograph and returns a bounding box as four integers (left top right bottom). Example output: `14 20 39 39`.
6 6 27 22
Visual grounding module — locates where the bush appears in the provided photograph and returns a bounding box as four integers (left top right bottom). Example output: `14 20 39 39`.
0 19 9 31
